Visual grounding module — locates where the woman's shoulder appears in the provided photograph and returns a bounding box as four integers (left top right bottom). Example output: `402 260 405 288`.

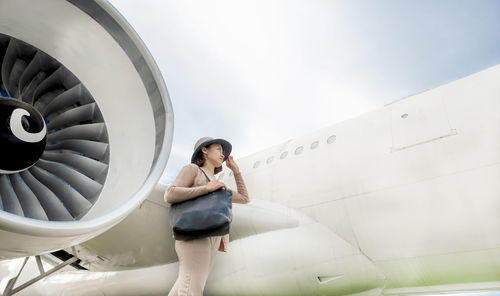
185 163 199 170
181 163 200 173
171 163 201 186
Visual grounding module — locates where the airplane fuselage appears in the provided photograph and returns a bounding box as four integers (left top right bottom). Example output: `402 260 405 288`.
23 65 500 295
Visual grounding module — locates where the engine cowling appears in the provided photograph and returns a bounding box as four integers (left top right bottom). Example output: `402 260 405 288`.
0 0 173 259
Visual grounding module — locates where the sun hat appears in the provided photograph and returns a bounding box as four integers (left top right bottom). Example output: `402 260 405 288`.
191 137 232 164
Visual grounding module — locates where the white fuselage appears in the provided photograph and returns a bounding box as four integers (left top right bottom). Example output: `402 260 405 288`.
13 65 500 296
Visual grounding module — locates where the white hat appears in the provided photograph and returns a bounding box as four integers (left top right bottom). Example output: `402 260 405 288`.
191 137 232 164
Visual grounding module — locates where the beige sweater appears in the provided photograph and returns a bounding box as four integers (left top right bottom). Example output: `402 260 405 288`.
164 163 250 252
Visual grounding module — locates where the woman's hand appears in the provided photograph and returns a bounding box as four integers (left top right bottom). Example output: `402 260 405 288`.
226 155 240 174
206 180 227 192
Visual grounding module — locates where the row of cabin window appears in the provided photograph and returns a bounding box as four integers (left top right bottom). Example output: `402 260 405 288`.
219 135 337 179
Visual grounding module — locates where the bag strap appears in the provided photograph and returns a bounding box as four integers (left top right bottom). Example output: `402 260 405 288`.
198 166 211 182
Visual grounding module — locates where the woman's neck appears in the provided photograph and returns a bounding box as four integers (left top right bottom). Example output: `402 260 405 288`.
201 162 216 178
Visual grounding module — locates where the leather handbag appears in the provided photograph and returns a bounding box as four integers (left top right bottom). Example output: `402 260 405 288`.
169 167 233 241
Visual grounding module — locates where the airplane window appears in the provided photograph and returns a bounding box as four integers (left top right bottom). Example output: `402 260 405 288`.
280 151 288 159
295 146 304 155
327 135 336 144
253 161 261 168
266 156 274 164
310 141 319 149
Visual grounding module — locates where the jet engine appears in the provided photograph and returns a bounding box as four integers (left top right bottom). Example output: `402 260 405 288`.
0 0 173 259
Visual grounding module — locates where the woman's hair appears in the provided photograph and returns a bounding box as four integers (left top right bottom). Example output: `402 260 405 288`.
193 144 223 175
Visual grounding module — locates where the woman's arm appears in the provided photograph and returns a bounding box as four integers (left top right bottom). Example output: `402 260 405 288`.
225 155 250 204
165 185 209 204
164 164 209 204
230 171 250 204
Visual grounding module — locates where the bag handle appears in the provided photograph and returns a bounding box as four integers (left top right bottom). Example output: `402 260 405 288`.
198 166 211 182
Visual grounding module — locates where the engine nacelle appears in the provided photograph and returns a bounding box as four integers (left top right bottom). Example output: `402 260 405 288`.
0 0 173 259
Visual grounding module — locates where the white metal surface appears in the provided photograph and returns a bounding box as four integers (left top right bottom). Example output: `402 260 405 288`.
0 0 499 294
14 64 500 295
0 0 173 259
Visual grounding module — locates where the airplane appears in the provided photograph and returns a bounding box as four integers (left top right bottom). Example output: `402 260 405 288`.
1 0 500 295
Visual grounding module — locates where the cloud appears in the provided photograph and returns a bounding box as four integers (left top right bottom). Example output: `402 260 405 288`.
108 0 500 185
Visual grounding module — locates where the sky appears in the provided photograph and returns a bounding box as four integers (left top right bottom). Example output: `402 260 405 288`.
105 1 499 294
105 0 500 187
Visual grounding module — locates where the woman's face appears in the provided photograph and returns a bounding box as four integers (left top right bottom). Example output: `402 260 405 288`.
202 144 224 167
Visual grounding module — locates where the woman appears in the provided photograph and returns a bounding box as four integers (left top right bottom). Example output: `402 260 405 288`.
164 136 250 296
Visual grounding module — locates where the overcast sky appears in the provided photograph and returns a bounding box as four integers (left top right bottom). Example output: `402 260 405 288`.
104 1 498 294
107 0 500 185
